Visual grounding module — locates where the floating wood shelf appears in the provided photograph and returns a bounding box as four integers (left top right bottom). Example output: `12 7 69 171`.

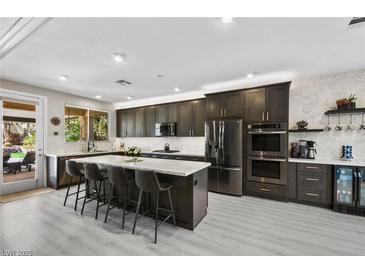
288 129 324 133
325 108 365 115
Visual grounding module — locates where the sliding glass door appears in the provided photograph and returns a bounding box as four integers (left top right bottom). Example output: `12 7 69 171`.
0 92 45 195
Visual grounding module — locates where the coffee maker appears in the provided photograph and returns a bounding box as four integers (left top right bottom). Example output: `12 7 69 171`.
307 141 317 159
299 140 308 158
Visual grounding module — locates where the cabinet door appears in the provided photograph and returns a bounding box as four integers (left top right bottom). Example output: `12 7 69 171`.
206 95 222 118
156 105 167 123
223 91 244 118
178 101 193 136
266 85 289 122
134 108 145 137
193 100 206 136
126 110 135 137
116 110 127 137
167 103 177 122
144 106 156 137
245 88 266 122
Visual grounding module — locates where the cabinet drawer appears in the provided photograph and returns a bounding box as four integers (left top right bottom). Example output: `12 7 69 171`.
245 181 287 200
298 163 325 173
298 188 325 204
298 172 325 188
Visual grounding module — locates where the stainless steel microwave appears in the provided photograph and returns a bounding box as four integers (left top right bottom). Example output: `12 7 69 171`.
155 123 176 137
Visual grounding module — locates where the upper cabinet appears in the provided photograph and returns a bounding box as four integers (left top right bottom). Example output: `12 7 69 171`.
156 103 177 123
177 100 206 136
206 90 244 119
144 106 156 137
245 84 289 122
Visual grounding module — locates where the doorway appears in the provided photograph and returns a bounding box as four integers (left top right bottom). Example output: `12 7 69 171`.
0 91 46 195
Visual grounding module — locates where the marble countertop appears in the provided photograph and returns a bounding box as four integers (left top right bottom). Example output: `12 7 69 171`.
288 158 365 167
46 150 124 158
73 155 211 176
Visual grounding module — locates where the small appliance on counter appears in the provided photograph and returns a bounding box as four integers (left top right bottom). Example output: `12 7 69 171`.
341 145 353 161
290 140 317 159
307 141 317 159
299 140 308 159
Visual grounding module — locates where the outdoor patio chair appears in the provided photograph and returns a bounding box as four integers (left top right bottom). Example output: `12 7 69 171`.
21 151 36 171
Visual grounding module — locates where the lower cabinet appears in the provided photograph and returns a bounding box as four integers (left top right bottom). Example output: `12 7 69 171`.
245 181 287 201
288 162 333 207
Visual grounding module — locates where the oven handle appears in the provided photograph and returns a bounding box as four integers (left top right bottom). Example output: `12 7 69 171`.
208 166 242 171
248 131 287 134
248 156 287 162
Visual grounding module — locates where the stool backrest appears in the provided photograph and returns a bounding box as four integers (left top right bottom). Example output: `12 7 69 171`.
83 163 103 181
65 160 83 177
135 170 161 192
108 166 129 187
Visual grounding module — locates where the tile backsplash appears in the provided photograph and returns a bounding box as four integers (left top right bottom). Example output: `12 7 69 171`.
288 69 365 163
114 137 206 155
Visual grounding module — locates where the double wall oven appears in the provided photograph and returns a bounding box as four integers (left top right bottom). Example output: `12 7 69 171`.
247 122 288 186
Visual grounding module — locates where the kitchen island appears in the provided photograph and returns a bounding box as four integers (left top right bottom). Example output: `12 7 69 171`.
73 155 211 230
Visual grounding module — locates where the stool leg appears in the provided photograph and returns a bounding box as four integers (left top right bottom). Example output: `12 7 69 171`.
81 179 89 215
132 189 143 234
95 180 101 220
154 192 159 244
167 189 176 226
122 184 127 229
74 176 82 211
104 184 114 223
63 175 73 206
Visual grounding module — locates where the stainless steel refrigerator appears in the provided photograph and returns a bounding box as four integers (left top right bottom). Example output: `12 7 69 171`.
205 119 243 196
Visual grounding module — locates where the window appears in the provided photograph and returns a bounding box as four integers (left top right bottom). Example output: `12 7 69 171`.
64 106 109 142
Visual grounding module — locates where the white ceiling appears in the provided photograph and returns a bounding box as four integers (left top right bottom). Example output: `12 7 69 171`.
1 17 365 104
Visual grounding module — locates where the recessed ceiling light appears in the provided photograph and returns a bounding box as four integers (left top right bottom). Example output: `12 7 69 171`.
59 75 68 81
246 73 254 78
95 95 101 99
127 96 133 100
174 87 182 92
221 17 233 23
112 53 124 62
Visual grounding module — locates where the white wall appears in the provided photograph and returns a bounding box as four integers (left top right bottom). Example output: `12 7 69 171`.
0 79 116 154
289 69 365 162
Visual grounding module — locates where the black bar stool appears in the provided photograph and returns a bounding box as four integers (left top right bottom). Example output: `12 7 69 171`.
104 166 138 229
81 163 108 220
132 170 176 244
63 160 86 211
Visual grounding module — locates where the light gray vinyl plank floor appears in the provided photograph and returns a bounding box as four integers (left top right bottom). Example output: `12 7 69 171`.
1 187 365 255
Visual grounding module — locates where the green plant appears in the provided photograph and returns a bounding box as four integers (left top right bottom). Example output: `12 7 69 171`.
65 117 81 142
92 115 108 141
126 146 142 158
348 94 357 102
23 131 36 149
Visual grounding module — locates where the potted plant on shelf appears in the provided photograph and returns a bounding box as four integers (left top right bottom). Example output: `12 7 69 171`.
296 120 308 130
336 94 357 110
125 146 142 162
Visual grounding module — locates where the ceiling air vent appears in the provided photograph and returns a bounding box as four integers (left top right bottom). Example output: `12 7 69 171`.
349 17 365 25
115 79 131 86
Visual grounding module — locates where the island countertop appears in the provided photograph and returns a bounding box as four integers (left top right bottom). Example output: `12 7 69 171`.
73 155 211 176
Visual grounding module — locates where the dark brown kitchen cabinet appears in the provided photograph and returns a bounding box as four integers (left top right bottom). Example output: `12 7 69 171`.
245 84 289 122
206 90 244 119
117 110 127 137
144 106 156 137
126 110 135 137
193 100 206 136
177 100 206 136
245 88 266 122
134 108 145 137
156 103 177 123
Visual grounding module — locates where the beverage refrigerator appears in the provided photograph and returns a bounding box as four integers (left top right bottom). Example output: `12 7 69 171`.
334 165 365 216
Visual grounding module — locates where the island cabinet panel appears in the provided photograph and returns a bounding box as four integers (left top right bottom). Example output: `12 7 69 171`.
245 88 266 122
144 106 156 137
206 90 244 119
193 100 206 136
134 108 145 137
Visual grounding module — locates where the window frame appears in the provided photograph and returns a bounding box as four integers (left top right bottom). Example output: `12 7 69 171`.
64 104 110 143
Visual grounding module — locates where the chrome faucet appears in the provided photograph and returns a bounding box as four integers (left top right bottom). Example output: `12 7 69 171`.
87 140 95 152
164 143 170 152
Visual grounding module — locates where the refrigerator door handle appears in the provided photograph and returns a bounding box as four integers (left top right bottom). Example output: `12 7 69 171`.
221 121 225 163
